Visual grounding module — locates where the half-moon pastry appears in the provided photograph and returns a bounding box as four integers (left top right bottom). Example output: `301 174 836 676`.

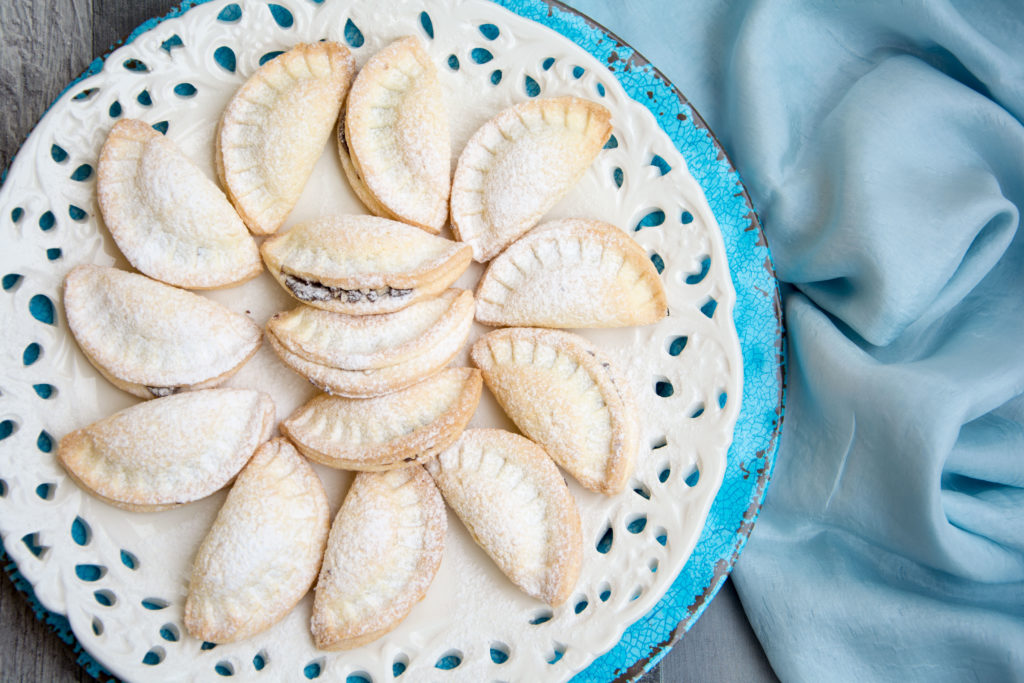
282 367 482 470
266 288 473 397
450 96 612 261
475 218 667 327
261 215 472 315
96 119 261 289
267 285 471 364
58 388 275 511
425 429 582 605
339 36 450 233
471 328 638 495
217 42 355 235
185 438 329 643
311 466 445 650
63 265 261 399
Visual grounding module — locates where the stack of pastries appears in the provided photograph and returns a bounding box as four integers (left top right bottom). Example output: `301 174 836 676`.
57 34 668 651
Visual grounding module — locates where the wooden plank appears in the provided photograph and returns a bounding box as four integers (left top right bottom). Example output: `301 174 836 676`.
1 0 96 679
658 579 780 682
0 2 779 681
0 0 93 172
91 0 179 57
0 571 94 681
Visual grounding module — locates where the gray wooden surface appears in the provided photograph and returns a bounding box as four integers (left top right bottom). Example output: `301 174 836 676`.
0 1 779 680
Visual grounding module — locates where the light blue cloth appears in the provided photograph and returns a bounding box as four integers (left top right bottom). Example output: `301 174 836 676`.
566 1 1024 680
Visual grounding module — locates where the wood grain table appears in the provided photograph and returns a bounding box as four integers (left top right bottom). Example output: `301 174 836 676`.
0 1 779 680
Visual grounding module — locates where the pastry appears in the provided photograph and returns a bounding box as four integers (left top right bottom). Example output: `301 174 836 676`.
63 265 261 399
282 367 482 470
311 466 446 650
266 289 472 397
185 438 330 643
450 96 612 261
338 36 450 232
475 218 667 327
216 42 355 235
57 388 275 511
96 119 261 289
471 328 638 495
425 429 582 606
261 215 472 315
266 288 472 396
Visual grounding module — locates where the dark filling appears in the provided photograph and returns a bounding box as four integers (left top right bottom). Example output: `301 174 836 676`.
147 386 181 398
283 274 412 304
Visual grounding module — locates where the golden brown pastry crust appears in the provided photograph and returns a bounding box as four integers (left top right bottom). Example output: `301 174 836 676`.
475 218 668 327
311 466 446 650
265 289 474 397
471 328 638 495
185 438 330 643
339 36 450 232
282 367 482 470
58 389 275 511
450 96 612 261
425 429 582 606
63 265 261 399
216 42 355 235
96 119 262 290
260 215 472 315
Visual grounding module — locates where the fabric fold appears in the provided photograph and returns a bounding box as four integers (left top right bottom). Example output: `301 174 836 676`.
570 0 1024 679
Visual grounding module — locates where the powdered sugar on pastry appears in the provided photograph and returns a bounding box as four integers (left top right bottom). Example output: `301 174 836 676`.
450 96 612 261
96 119 261 289
185 438 329 643
217 42 355 235
266 301 471 398
261 215 471 314
63 265 261 399
311 466 446 650
425 428 582 606
471 328 639 495
341 36 450 232
476 218 667 327
57 388 275 511
281 367 481 471
267 289 472 371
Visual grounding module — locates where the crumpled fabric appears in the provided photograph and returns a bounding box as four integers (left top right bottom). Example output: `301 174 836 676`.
567 1 1024 679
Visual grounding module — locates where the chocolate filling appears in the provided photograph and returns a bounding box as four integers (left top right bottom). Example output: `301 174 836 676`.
283 274 412 304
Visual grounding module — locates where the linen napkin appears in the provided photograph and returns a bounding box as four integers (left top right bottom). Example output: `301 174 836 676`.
567 1 1024 679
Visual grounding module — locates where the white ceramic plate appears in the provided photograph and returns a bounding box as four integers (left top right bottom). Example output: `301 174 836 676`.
0 1 745 680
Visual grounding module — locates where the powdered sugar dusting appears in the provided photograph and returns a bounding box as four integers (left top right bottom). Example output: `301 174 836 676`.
267 302 472 398
475 218 666 327
311 466 445 649
268 289 472 370
345 36 450 231
471 328 639 495
282 367 481 470
451 97 612 261
218 42 355 235
261 215 472 313
185 438 330 643
425 429 582 606
96 119 261 289
57 388 274 509
63 265 262 389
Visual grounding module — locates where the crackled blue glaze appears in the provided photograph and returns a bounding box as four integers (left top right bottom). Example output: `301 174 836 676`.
2 1 784 681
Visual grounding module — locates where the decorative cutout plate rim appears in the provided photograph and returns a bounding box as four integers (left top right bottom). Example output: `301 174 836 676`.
0 0 785 681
